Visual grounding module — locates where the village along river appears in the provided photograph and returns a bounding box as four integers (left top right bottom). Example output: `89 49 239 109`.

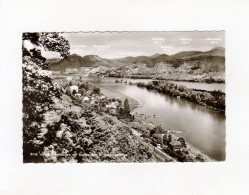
68 76 226 161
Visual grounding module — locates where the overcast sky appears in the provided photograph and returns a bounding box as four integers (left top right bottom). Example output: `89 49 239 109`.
47 31 225 59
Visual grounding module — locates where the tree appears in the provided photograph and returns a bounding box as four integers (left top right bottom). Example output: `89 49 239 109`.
152 80 159 86
39 32 70 58
177 137 186 148
79 82 89 91
212 90 223 99
22 32 70 68
124 98 130 115
150 129 156 137
22 32 70 162
92 87 100 94
168 133 172 143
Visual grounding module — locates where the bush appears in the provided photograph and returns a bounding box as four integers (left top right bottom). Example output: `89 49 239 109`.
79 82 90 91
92 87 100 94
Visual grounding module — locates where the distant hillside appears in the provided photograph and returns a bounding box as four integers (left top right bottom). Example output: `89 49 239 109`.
203 46 225 57
170 51 203 59
48 47 225 73
114 47 225 69
45 58 61 64
48 54 117 71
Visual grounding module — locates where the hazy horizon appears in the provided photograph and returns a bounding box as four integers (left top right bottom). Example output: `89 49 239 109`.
44 31 225 59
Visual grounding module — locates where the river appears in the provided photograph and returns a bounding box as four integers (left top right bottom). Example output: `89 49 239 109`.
60 76 226 161
98 78 226 92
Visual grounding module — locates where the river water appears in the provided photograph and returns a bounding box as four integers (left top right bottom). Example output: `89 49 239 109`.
67 76 226 161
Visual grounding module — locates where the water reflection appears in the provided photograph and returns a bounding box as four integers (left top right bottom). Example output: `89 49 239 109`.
142 87 225 123
102 83 225 161
78 77 225 161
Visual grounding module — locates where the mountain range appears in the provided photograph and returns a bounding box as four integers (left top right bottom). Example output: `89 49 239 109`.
47 47 225 73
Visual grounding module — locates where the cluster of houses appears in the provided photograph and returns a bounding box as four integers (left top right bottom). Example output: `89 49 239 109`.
60 79 189 160
150 127 185 152
61 81 131 117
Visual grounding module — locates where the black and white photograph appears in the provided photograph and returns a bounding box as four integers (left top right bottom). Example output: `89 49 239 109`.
1 0 249 194
22 31 225 163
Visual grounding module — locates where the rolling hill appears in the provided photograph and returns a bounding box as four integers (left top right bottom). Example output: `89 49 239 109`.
47 47 225 73
47 54 118 71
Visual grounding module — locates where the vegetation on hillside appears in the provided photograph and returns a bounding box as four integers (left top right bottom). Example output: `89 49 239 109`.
22 32 70 162
22 33 159 162
22 32 213 163
48 47 225 80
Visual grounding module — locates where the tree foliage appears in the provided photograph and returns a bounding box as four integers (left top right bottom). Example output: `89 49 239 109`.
124 98 130 114
22 32 70 68
39 32 70 57
22 32 70 162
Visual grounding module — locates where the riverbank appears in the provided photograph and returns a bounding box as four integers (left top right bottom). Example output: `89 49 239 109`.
135 80 225 111
57 75 225 160
54 78 212 162
22 33 216 163
131 113 212 162
23 61 213 162
105 74 225 83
